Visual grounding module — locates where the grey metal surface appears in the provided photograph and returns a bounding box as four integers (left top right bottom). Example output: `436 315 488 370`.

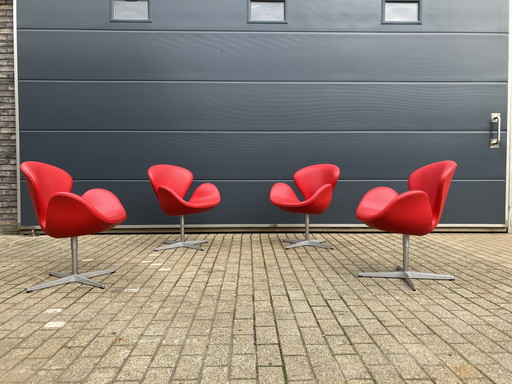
26 237 115 292
490 113 502 148
359 234 456 291
17 1 509 227
17 0 508 32
18 32 507 82
19 82 507 132
281 214 335 250
155 215 210 251
20 131 507 180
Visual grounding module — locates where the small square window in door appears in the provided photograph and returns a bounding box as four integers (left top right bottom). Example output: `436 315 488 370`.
112 0 149 21
383 1 420 24
250 1 285 23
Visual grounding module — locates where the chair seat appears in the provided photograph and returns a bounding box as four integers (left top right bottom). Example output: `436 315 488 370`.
82 189 128 222
356 188 434 236
270 182 333 215
355 187 398 221
157 182 220 216
45 190 127 238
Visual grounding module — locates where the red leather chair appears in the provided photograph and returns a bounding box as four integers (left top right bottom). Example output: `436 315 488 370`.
356 160 457 291
270 164 340 249
21 161 127 292
148 165 221 251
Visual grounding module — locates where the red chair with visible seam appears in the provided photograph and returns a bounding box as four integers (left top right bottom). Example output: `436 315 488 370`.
148 164 221 251
356 160 457 291
21 161 127 292
270 164 340 249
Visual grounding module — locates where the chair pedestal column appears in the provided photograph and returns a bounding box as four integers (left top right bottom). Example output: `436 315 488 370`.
358 234 455 291
155 215 208 251
27 237 116 292
283 214 334 250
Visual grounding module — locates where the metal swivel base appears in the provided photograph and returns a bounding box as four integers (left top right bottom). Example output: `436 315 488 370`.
26 237 115 292
155 215 209 251
283 238 333 250
282 214 334 250
359 268 455 291
358 234 455 291
27 269 115 292
155 239 207 251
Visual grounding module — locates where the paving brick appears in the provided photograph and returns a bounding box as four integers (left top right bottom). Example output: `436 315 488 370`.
0 233 512 383
283 355 315 381
233 334 256 355
256 343 282 366
258 365 285 383
172 354 203 380
335 354 372 380
150 345 181 370
204 343 230 367
142 368 173 384
116 355 152 381
200 365 229 383
230 353 257 379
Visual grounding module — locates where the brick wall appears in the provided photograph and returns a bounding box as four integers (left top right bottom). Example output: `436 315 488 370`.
0 0 17 234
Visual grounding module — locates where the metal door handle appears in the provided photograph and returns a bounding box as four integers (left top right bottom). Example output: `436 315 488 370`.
490 113 501 149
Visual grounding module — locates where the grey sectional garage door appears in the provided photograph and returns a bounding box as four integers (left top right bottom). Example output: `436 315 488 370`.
17 0 509 228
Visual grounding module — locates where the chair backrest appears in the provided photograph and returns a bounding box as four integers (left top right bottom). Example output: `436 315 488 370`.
20 161 73 228
147 165 194 198
408 160 457 226
294 164 340 199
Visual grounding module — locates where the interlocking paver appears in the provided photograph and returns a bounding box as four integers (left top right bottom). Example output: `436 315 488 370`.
258 366 286 383
0 232 512 383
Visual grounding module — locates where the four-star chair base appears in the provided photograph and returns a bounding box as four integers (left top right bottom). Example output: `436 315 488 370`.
281 214 334 250
358 234 455 291
156 239 207 251
26 237 115 292
283 238 331 250
155 215 209 251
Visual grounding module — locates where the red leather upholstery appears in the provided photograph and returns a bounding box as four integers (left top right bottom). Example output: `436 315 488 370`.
270 164 340 250
21 161 127 238
356 161 457 236
148 165 221 216
270 164 340 215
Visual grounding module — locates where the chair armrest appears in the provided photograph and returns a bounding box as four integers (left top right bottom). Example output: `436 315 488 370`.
357 189 434 236
300 184 334 214
156 186 187 216
82 189 127 222
189 183 221 208
270 183 301 206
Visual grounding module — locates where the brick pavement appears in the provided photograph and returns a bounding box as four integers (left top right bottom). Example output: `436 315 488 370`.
0 232 511 383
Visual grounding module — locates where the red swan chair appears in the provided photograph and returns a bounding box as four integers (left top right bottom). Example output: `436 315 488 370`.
356 160 457 291
270 164 340 249
21 161 127 292
148 165 221 251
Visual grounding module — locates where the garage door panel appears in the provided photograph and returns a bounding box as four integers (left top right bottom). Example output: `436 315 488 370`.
17 0 508 33
17 1 509 229
20 131 507 180
19 82 507 132
18 31 507 82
